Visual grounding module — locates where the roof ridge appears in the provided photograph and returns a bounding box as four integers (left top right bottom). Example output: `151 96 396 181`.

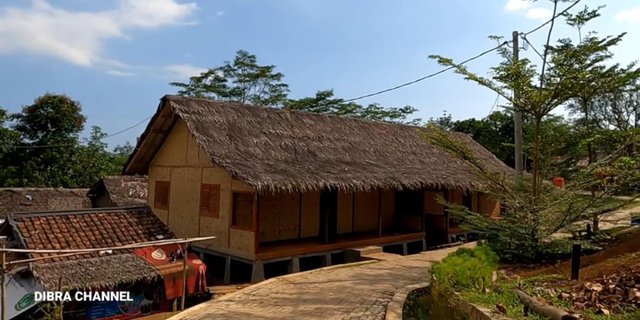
9 205 150 219
162 94 412 129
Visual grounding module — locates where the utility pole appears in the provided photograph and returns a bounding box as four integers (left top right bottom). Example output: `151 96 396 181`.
513 31 524 175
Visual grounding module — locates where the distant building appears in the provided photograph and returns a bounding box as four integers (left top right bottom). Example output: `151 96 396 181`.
1 206 207 319
87 175 148 207
0 188 91 219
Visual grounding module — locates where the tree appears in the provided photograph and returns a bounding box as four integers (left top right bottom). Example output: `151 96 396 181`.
113 142 134 170
284 89 420 124
171 50 290 107
556 5 640 231
430 110 577 173
426 0 640 261
10 94 86 187
0 108 21 185
70 127 125 187
171 50 421 123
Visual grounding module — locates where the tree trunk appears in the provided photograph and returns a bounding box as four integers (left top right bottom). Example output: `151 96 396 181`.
514 289 581 320
532 118 542 198
585 100 599 233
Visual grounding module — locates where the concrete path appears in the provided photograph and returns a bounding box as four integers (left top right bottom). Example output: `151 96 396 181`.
170 243 475 320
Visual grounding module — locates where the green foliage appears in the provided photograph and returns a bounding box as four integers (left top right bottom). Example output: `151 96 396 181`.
431 245 499 291
70 127 131 187
403 286 469 320
284 89 419 124
0 94 134 188
171 50 420 123
171 50 290 106
431 110 578 173
8 94 86 187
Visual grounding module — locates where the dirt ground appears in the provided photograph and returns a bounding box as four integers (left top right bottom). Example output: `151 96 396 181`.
512 227 640 280
507 227 640 317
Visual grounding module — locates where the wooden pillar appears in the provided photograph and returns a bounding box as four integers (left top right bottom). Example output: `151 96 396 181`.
444 190 450 243
288 257 300 273
297 192 303 239
322 253 332 267
351 192 356 233
223 256 231 284
251 261 265 283
253 193 260 254
377 190 383 237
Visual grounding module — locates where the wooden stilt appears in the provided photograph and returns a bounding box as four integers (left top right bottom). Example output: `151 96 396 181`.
322 253 332 267
288 257 300 273
223 256 231 284
251 261 265 283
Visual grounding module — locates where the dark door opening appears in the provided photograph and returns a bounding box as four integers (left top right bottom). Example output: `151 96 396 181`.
395 189 424 233
319 189 338 244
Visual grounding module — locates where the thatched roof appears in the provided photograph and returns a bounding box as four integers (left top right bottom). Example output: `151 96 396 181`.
0 188 91 218
88 175 148 207
125 95 512 193
30 254 160 291
4 206 174 291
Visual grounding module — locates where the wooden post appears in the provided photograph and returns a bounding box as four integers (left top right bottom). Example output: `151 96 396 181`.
1 242 6 320
571 243 581 280
377 190 382 237
181 243 190 310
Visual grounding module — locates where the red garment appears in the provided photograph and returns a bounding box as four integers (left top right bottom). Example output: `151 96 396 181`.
134 244 207 300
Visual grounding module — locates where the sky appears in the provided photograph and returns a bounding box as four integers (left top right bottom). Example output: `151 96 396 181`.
0 0 639 148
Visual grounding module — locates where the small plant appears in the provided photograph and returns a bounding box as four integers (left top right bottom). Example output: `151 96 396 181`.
431 245 499 291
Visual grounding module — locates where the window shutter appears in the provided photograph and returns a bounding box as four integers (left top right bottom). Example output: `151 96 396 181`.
154 181 170 210
200 184 220 218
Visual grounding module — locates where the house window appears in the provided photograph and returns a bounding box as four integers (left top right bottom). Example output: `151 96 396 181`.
200 184 221 218
232 192 254 229
154 181 170 210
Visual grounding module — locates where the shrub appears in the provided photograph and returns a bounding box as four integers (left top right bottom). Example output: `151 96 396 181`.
431 245 498 291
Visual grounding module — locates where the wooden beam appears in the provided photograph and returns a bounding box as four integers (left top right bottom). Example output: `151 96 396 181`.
256 232 425 260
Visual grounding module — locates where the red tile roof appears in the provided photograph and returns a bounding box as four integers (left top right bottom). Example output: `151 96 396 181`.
8 206 174 263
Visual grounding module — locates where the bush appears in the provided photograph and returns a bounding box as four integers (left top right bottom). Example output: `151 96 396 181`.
431 245 498 291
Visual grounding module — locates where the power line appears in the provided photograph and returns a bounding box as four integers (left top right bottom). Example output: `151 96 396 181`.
343 42 509 102
520 35 545 61
487 93 500 117
5 115 151 149
523 0 581 36
103 115 152 139
341 2 582 104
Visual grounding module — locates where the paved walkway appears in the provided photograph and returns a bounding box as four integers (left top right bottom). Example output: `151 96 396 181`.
170 243 475 320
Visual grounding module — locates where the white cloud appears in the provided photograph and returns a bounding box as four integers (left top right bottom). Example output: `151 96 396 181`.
525 7 552 21
106 69 135 77
505 0 531 11
217 11 225 17
0 0 197 67
616 7 640 23
163 64 207 80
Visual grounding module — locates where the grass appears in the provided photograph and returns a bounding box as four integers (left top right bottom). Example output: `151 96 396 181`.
459 274 640 320
458 275 554 320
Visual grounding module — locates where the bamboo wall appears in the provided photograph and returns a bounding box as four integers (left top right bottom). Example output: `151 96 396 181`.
148 120 255 259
